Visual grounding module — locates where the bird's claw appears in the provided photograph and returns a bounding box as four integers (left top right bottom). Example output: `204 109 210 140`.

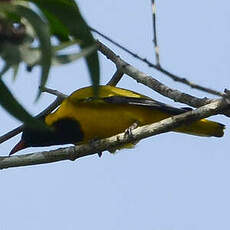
124 121 140 138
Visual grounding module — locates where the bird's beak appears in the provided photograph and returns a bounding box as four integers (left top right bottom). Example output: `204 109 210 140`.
9 140 28 156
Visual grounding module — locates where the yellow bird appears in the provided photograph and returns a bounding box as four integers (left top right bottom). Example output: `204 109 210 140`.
10 85 225 155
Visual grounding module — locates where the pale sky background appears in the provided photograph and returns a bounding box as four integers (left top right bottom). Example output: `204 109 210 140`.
1 1 230 229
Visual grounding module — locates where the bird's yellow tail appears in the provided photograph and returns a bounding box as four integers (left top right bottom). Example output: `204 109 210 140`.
174 119 225 137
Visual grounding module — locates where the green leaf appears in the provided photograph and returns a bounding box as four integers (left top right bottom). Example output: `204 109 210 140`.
0 79 46 129
14 5 52 99
53 45 96 65
0 63 10 77
12 64 19 81
53 40 80 52
38 7 70 42
0 43 21 66
0 4 52 98
26 0 100 89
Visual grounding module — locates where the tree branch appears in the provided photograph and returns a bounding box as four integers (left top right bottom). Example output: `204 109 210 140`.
40 86 67 99
90 27 223 97
0 98 228 169
106 70 124 86
151 0 161 67
96 40 213 106
96 40 230 117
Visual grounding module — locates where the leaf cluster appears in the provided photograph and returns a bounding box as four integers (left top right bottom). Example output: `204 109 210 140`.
0 0 99 128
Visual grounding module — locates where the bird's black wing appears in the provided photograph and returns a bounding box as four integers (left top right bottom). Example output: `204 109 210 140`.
103 96 191 115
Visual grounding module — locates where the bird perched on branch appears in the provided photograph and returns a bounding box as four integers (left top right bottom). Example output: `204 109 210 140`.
9 85 225 155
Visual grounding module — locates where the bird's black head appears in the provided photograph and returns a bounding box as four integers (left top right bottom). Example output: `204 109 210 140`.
9 118 84 155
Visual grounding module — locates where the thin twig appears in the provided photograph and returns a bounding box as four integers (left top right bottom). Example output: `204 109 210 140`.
40 86 67 99
0 126 23 145
0 98 227 169
96 40 212 106
156 67 224 97
90 26 224 97
151 0 161 67
106 70 124 86
95 40 230 117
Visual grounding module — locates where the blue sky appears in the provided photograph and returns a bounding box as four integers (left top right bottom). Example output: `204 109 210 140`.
1 1 230 229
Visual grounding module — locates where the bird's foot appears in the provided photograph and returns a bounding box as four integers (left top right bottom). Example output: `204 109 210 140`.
124 121 140 138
